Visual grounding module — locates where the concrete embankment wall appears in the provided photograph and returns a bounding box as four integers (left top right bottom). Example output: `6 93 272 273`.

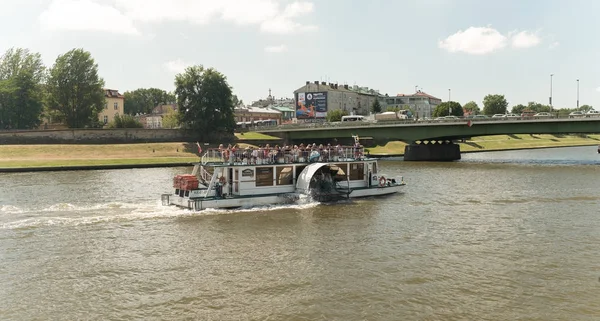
0 129 194 144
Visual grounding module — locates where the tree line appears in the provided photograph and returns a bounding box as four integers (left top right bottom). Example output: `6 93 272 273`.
0 47 237 140
431 94 594 118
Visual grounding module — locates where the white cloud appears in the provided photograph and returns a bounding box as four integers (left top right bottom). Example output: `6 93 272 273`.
510 30 542 48
38 0 318 35
39 0 139 35
596 87 600 92
549 41 560 49
440 26 546 54
264 44 287 53
164 59 192 74
439 27 507 55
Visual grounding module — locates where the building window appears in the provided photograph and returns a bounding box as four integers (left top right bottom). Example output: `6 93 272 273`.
105 102 108 109
103 115 108 124
114 102 118 110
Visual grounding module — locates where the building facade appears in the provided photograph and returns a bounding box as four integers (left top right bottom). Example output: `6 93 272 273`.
234 106 282 125
382 90 441 119
293 81 380 120
141 103 177 129
99 89 125 126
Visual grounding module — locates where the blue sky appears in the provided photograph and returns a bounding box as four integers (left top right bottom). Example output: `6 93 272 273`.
1 0 599 109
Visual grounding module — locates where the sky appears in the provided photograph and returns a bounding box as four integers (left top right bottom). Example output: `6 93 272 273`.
1 0 599 109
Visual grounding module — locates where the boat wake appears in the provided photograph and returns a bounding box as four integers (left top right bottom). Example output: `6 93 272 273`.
0 199 322 230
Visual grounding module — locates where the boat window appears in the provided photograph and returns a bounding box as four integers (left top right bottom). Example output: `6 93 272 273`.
255 167 274 186
349 163 364 181
276 166 293 185
335 163 348 178
372 162 377 174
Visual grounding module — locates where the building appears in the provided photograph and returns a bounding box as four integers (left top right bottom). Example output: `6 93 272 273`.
139 103 177 128
269 105 295 123
383 90 441 119
99 89 124 125
293 81 381 120
234 106 282 126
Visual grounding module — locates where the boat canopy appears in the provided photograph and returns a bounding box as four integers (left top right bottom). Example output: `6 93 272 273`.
295 163 330 193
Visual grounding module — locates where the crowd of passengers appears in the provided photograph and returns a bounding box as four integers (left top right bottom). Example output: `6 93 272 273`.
210 143 365 164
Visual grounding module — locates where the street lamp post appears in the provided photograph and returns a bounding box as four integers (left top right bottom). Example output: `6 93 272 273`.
577 79 580 109
448 89 452 115
549 74 554 112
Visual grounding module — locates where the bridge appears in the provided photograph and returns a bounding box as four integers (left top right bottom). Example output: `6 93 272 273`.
255 117 600 161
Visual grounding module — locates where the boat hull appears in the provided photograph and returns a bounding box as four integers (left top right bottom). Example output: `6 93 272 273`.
164 184 404 211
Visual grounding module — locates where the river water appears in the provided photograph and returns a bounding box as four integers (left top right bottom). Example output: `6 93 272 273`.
1 146 600 320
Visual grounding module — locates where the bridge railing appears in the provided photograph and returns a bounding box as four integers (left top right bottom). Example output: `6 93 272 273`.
249 114 600 132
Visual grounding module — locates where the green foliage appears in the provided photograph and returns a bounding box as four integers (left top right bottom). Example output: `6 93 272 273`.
232 94 243 107
326 109 349 122
433 101 463 117
386 106 400 112
371 99 382 113
526 101 551 113
579 104 593 112
175 65 235 140
47 48 105 128
463 101 480 115
123 88 175 115
482 94 508 115
107 114 143 128
162 108 179 128
511 104 527 114
0 48 45 129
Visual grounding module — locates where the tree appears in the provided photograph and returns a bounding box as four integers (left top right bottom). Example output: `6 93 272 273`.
47 49 105 128
579 104 593 112
511 104 527 115
371 99 382 113
232 94 244 107
0 48 46 129
463 101 480 115
326 109 348 122
175 65 235 140
107 114 143 128
432 101 463 117
526 101 550 113
482 94 508 115
162 107 179 128
123 88 176 115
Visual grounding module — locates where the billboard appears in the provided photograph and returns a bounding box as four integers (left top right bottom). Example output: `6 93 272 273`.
296 92 327 119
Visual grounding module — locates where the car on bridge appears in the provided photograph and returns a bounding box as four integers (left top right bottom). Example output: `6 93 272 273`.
491 114 505 118
534 112 552 118
569 111 585 118
585 110 600 117
504 113 520 119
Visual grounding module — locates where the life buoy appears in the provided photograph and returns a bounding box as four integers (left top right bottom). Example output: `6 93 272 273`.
379 176 386 187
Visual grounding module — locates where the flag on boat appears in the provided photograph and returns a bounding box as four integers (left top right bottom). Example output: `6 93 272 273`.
196 142 202 154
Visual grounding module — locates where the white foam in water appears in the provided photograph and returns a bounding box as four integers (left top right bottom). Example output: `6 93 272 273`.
0 198 322 230
0 205 24 214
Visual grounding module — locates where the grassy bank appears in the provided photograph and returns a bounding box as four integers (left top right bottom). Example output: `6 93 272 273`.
0 134 598 169
367 134 600 156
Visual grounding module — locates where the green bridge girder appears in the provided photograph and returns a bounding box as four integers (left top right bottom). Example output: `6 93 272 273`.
257 119 600 142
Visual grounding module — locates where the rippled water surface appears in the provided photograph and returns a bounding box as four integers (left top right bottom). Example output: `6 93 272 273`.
1 146 600 320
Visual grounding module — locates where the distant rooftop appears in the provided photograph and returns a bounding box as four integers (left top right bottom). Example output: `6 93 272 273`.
396 90 440 100
104 88 124 98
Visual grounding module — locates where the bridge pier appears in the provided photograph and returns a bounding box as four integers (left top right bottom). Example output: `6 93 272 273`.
403 141 461 161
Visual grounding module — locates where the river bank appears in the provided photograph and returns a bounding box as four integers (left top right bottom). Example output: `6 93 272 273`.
0 134 598 171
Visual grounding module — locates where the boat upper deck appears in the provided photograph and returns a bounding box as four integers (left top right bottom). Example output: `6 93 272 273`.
200 144 371 166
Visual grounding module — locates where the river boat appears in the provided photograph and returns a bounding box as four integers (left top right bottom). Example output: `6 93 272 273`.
161 139 405 211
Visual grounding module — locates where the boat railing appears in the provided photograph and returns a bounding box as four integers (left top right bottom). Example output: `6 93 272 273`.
199 146 367 165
